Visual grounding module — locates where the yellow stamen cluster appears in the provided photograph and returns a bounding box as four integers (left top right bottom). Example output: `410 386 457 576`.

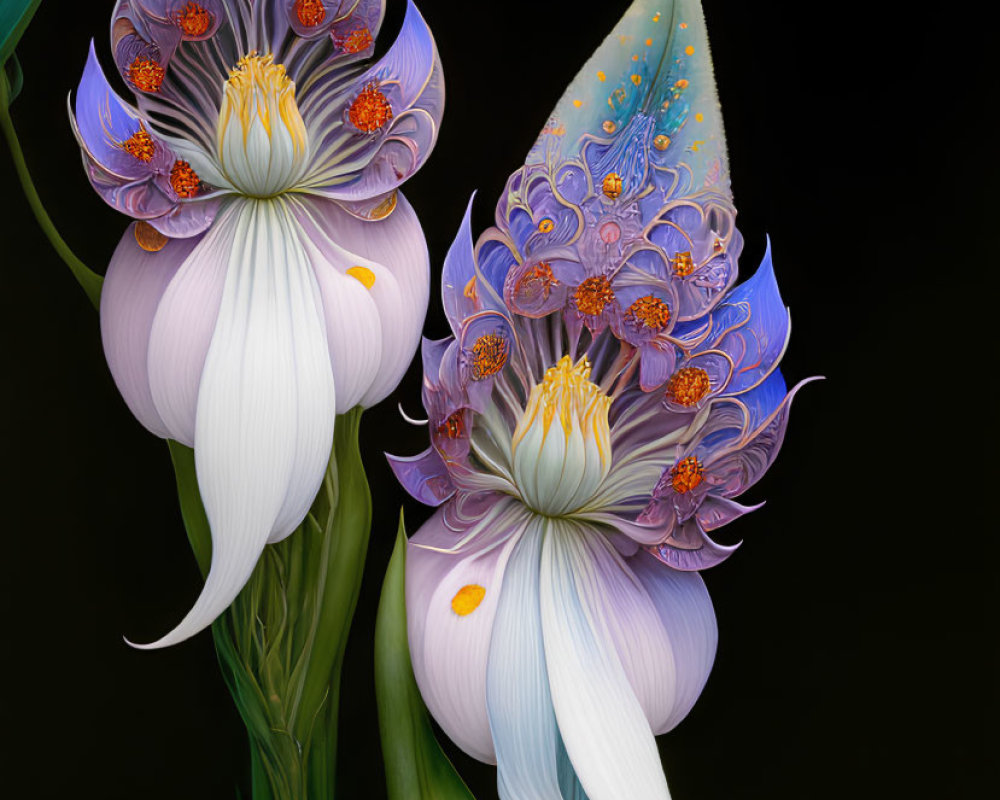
219 53 307 158
513 356 611 455
574 275 614 316
516 261 558 301
470 333 509 380
670 456 704 494
602 172 623 199
340 27 374 53
666 367 711 406
625 295 671 329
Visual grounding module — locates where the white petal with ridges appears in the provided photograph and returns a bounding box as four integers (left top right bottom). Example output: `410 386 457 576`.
132 197 336 648
540 521 671 800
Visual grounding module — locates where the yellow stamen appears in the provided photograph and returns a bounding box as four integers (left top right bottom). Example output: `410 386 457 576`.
175 2 212 37
120 123 156 162
670 456 704 494
349 82 393 133
470 333 509 380
574 275 614 316
169 160 200 198
219 52 307 156
295 0 326 27
602 172 623 199
347 266 375 289
666 367 711 406
127 56 165 93
625 295 671 329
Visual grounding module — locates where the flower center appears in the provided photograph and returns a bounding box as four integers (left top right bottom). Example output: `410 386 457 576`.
295 0 326 27
625 295 671 329
574 275 614 316
127 56 164 92
170 160 201 197
338 27 374 53
510 356 612 516
348 82 393 133
602 172 623 199
470 334 509 380
671 250 695 277
121 124 156 162
670 456 704 493
175 2 212 37
217 53 309 196
666 367 711 406
516 261 558 301
537 217 554 233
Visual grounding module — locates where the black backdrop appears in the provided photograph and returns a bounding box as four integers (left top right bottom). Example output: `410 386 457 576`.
0 1 993 798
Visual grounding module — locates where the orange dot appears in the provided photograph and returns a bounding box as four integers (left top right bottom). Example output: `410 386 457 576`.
573 99 583 108
451 584 486 616
680 22 689 29
597 70 606 82
645 38 653 46
349 82 393 132
685 45 695 56
695 112 704 122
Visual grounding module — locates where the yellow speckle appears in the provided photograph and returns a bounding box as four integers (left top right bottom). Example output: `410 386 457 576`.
451 584 486 616
645 38 653 46
573 99 583 108
619 34 628 46
347 266 375 289
695 112 704 122
685 45 695 56
653 12 661 22
597 70 606 82
631 74 642 86
691 139 705 152
602 119 616 133
680 22 688 29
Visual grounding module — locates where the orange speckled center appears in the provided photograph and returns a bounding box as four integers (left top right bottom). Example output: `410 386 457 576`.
666 367 711 407
517 261 558 300
170 160 200 198
121 125 156 162
574 275 614 316
471 334 509 380
671 251 695 277
437 412 464 440
626 295 671 329
295 0 326 27
670 456 704 494
176 2 212 37
128 57 165 92
348 82 393 133
602 172 623 199
341 27 373 53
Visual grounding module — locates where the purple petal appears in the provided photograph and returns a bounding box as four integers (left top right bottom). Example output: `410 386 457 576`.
647 519 740 571
387 447 455 506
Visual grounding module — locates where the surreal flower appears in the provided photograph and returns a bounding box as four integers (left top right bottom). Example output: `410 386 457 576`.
73 0 443 647
390 1 815 796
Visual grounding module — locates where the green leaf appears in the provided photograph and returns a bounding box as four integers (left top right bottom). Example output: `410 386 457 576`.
3 53 23 106
375 513 476 800
0 0 40 71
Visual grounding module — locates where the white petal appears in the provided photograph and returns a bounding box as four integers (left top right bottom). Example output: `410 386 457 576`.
406 500 529 763
147 202 241 446
132 198 336 648
540 521 672 800
486 517 564 799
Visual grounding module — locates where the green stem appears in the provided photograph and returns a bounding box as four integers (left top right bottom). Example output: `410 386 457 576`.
1 75 102 309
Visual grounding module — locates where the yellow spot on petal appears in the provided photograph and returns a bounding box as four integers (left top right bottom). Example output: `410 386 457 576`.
347 266 375 289
632 54 639 61
645 38 653 46
463 276 478 302
134 221 168 252
573 99 583 108
451 584 486 616
680 22 688 29
685 45 695 56
691 139 705 151
597 70 606 82
695 112 704 122
653 12 661 22
619 34 628 45
631 74 642 86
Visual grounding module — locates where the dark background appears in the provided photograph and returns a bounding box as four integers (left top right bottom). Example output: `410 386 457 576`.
0 1 994 797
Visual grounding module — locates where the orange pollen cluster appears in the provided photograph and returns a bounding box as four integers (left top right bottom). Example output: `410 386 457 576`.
348 82 393 133
517 261 558 299
170 160 200 198
128 57 165 93
671 250 695 277
470 334 509 380
574 275 614 316
121 126 156 162
670 456 704 494
175 2 212 37
295 0 326 27
626 295 671 329
341 27 373 53
666 367 711 407
437 412 464 440
602 172 623 199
